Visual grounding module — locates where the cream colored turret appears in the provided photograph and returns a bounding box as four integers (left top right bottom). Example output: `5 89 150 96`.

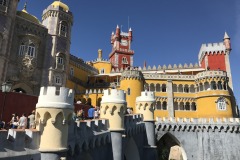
35 87 74 157
100 89 127 160
100 89 126 131
136 90 156 149
136 91 156 121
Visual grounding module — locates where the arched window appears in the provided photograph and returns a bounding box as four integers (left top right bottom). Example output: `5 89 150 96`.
204 81 210 90
0 0 7 6
27 43 35 57
183 85 189 93
156 84 160 92
179 102 184 110
174 102 178 110
127 88 130 95
185 102 190 110
59 21 68 37
150 83 155 92
18 42 25 56
191 102 196 111
217 81 222 90
122 57 128 64
190 84 195 93
178 84 183 92
162 84 166 92
162 101 167 110
156 101 161 110
199 83 203 91
211 81 217 90
172 84 177 92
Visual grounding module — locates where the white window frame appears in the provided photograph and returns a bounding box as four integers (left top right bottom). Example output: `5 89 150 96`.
100 68 105 74
216 97 227 111
70 67 74 76
55 76 61 85
59 22 68 37
57 57 64 65
19 44 25 56
27 44 35 57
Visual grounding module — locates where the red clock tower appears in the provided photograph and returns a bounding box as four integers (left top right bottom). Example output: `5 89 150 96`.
109 25 134 70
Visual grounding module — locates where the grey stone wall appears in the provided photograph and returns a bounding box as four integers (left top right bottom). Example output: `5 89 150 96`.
156 117 240 160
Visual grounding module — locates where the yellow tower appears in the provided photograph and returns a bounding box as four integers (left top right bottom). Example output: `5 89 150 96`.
35 87 74 160
120 70 144 113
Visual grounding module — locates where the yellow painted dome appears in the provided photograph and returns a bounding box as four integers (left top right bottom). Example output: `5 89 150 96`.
17 9 40 24
51 1 69 11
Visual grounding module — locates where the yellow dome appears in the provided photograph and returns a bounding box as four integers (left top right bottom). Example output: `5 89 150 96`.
51 1 69 11
17 9 40 24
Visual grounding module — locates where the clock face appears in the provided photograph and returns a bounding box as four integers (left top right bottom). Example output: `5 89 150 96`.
121 40 128 46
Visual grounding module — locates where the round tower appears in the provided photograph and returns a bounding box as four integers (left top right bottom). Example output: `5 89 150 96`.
36 86 74 160
136 91 156 146
120 70 144 113
100 89 127 160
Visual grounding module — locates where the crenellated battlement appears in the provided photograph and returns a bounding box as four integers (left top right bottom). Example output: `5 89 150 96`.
136 91 155 102
156 117 240 133
0 129 40 158
101 89 126 104
36 86 74 109
198 42 226 62
120 70 144 80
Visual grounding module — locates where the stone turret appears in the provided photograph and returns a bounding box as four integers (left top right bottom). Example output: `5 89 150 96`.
136 90 157 159
100 89 127 160
36 86 74 160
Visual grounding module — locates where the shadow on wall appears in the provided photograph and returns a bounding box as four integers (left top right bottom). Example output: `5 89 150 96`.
157 132 187 160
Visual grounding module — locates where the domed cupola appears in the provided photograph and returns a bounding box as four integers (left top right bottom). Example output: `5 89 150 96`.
51 1 69 11
16 2 40 24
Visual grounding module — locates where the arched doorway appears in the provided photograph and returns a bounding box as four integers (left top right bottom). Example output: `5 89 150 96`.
124 138 140 160
11 83 33 95
157 133 187 160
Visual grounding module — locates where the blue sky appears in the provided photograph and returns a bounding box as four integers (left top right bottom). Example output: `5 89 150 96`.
18 0 239 105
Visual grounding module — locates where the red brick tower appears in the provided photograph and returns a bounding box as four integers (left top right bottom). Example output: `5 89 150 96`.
198 32 233 89
109 25 134 70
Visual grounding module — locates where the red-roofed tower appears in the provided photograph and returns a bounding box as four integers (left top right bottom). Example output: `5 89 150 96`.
109 25 134 70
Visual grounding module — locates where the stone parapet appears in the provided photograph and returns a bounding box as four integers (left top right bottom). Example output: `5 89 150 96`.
195 70 227 80
124 114 145 137
156 117 240 133
0 129 40 158
120 70 144 80
67 119 110 155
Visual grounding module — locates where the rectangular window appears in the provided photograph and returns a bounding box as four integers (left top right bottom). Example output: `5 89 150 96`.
100 68 105 74
70 67 74 76
57 57 63 64
218 101 226 110
27 46 35 57
55 76 61 85
19 45 25 56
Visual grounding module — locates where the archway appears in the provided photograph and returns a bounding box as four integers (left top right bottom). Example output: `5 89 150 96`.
11 83 33 95
124 138 140 160
157 132 187 160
